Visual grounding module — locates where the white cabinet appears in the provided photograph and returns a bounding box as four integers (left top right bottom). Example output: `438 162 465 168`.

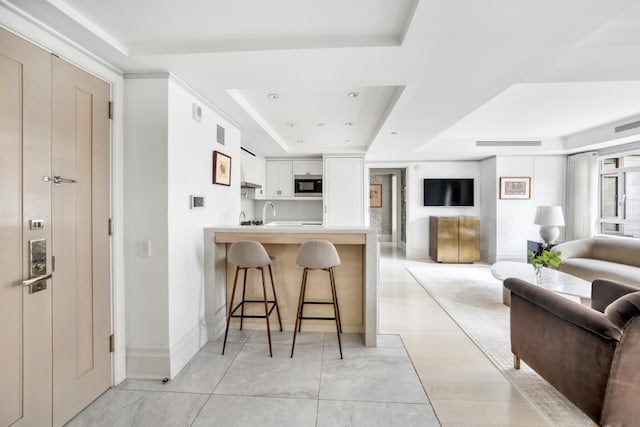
266 160 293 198
293 160 323 176
323 156 364 226
241 150 266 199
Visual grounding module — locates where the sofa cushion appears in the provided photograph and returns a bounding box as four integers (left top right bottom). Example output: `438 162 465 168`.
605 292 640 330
591 237 640 268
559 258 640 288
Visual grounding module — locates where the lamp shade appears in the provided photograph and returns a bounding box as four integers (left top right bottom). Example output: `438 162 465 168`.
534 206 565 226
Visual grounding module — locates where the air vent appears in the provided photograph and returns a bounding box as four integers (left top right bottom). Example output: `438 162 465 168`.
476 140 542 147
614 120 640 134
217 124 225 145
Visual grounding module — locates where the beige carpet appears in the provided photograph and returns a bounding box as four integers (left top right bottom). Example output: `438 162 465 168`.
407 264 590 427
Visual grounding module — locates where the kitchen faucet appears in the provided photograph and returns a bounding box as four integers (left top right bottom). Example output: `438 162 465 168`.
239 211 246 224
262 201 275 225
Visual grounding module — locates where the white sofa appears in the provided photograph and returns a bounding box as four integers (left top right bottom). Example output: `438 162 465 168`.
551 237 640 288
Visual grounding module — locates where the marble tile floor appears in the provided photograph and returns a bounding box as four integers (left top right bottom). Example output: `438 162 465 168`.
66 330 439 427
67 245 551 427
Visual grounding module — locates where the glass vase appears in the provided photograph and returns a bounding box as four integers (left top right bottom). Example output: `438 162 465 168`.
534 264 543 279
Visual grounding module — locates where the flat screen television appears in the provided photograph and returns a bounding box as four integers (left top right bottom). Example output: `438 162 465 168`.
424 178 474 206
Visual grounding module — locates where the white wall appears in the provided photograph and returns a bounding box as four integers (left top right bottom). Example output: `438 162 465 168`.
124 78 170 368
495 155 566 262
167 79 240 376
480 157 497 262
124 75 241 379
405 156 566 262
406 162 482 259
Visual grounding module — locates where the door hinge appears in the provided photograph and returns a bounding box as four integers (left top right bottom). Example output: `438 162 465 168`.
108 101 113 119
52 255 56 273
109 334 115 353
108 218 114 236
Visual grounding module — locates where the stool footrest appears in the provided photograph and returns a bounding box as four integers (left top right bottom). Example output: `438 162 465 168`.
301 301 334 305
230 301 278 319
299 316 337 321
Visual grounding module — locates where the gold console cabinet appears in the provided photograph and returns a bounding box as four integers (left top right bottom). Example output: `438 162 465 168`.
429 216 480 263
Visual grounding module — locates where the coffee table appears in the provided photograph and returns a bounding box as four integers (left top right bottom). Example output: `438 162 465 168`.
491 261 592 306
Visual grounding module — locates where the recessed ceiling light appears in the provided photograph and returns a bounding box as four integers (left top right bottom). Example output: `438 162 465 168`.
317 123 325 127
285 122 295 127
297 139 304 144
390 131 398 135
347 91 360 98
344 122 354 127
267 93 279 99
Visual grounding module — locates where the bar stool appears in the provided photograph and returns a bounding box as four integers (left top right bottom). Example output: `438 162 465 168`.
291 240 343 359
222 240 283 357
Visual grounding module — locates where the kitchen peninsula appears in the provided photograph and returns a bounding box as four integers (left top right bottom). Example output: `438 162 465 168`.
204 225 379 346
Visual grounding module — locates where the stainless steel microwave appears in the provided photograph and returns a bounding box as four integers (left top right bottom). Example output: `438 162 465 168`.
294 175 322 196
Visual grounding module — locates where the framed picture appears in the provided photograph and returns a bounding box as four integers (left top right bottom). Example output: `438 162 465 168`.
213 151 231 186
370 184 382 208
499 177 531 199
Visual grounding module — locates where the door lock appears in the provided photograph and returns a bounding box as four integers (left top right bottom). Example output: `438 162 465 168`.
23 239 50 293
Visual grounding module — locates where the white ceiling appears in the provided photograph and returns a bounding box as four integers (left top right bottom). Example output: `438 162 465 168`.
7 0 640 160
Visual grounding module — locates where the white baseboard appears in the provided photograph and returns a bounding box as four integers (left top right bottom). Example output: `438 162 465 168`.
480 249 496 264
169 322 208 378
126 347 170 380
126 321 209 380
207 306 226 341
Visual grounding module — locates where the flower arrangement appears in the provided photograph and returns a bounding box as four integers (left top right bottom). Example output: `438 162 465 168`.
528 249 562 268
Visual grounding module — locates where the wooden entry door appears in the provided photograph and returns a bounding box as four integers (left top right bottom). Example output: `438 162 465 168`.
0 27 54 427
0 28 112 427
51 56 112 427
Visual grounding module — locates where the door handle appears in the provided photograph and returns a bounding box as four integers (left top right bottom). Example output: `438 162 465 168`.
22 273 52 287
42 175 77 185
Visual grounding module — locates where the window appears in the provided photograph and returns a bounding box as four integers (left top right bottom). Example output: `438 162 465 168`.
599 153 640 237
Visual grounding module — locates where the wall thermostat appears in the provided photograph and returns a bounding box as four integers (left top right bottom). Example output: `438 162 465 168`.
192 103 202 122
190 195 204 209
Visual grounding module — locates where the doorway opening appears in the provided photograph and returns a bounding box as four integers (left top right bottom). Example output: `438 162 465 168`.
369 168 407 250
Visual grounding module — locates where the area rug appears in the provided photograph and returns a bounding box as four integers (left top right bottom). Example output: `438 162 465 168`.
407 264 590 427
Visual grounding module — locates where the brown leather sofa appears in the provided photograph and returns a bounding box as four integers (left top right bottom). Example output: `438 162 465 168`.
504 277 640 427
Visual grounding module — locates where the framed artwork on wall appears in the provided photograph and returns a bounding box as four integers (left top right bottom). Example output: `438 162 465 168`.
370 184 382 207
499 176 531 199
213 151 231 186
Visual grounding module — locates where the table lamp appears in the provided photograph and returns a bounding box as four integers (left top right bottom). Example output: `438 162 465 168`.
534 206 565 243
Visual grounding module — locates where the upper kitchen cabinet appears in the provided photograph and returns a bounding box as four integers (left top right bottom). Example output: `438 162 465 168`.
323 155 365 226
293 160 323 176
266 160 294 198
240 149 266 198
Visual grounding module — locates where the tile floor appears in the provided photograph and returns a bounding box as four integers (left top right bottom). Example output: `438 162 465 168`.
66 245 550 426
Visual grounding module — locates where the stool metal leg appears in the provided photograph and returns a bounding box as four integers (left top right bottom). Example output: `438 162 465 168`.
222 266 241 355
291 268 308 358
298 269 309 333
260 267 273 357
268 265 283 331
239 267 248 331
329 267 343 359
329 267 343 334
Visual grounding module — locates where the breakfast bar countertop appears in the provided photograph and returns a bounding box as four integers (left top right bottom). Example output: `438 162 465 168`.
204 225 379 346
